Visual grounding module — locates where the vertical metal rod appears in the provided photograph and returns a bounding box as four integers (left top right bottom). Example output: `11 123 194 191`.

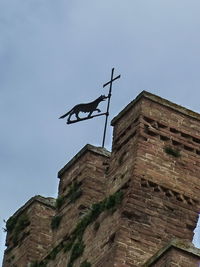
102 68 114 147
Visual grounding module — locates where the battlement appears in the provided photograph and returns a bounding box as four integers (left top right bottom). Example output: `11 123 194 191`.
11 196 56 216
3 91 200 267
143 239 200 266
111 90 200 126
58 144 110 178
3 196 56 267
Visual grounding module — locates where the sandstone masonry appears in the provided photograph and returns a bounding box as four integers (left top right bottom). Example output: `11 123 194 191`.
3 91 200 267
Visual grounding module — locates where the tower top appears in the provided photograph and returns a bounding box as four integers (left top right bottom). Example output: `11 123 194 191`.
111 90 200 126
9 195 56 220
144 238 200 266
58 144 110 178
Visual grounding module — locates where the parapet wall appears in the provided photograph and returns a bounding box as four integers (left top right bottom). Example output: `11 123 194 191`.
3 196 56 267
143 239 200 267
3 91 200 267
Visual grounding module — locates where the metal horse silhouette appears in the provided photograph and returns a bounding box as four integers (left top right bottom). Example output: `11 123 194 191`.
59 95 107 124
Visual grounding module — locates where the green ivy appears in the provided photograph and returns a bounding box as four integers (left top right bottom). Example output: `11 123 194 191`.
55 196 65 209
55 181 82 210
164 146 181 158
6 214 30 245
93 222 100 231
51 215 62 230
80 260 91 267
49 246 61 260
63 238 74 252
67 240 85 266
30 262 39 267
101 190 124 212
6 216 17 232
44 243 63 262
68 181 82 203
65 190 123 265
14 215 30 233
30 261 47 267
39 190 124 267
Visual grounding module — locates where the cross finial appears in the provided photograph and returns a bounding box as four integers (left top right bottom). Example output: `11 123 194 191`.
103 68 121 91
102 68 121 147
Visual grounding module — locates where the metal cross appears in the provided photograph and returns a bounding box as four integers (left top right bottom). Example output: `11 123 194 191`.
102 68 121 147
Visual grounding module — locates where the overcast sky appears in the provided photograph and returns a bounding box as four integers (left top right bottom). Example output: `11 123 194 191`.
1 0 200 264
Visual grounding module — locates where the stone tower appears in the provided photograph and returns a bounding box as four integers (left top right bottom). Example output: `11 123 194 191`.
3 91 200 267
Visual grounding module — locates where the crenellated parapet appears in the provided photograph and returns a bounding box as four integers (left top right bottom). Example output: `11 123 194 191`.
3 91 200 267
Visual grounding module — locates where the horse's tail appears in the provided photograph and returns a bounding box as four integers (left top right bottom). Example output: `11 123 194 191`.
59 109 72 119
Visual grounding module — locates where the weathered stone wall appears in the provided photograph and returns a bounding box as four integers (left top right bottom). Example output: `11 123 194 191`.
170 248 200 267
3 91 200 267
42 146 111 266
53 147 110 243
151 247 200 267
45 210 121 267
106 93 200 266
3 196 55 267
143 239 200 267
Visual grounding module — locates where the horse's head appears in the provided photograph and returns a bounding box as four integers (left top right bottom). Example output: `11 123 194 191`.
99 95 107 101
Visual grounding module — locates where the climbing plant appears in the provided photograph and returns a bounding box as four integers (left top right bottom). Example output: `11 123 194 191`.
80 260 91 267
164 146 181 158
35 190 124 267
51 215 62 230
68 181 83 203
55 181 83 210
5 214 30 246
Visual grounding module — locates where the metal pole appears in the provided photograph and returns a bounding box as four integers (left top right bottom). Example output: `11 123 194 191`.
102 68 114 147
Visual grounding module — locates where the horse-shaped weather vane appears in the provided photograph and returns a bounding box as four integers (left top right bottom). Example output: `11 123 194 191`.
59 95 108 123
59 68 121 147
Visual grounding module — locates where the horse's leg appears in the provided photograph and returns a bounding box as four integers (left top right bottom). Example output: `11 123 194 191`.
68 113 72 122
88 111 93 117
75 111 80 120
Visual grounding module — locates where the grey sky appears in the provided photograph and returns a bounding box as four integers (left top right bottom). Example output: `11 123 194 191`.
1 0 200 264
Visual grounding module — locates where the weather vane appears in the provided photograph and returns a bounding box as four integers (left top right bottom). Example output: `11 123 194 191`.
59 68 121 148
